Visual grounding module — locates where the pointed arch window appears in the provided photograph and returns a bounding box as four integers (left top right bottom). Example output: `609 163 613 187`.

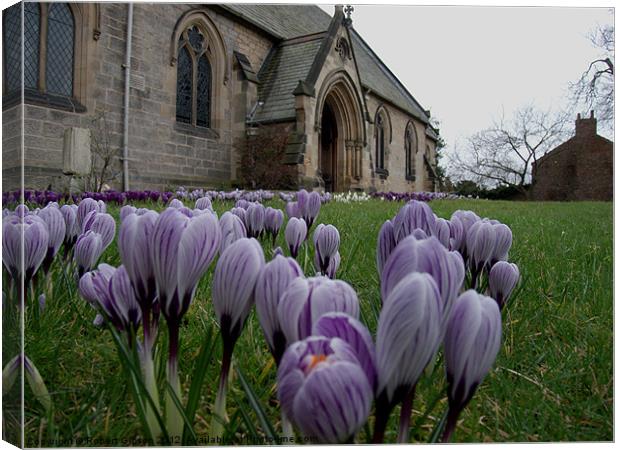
2 2 75 97
405 123 418 180
375 114 385 170
176 25 212 128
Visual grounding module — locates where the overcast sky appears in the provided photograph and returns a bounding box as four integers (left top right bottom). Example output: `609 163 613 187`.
318 4 614 152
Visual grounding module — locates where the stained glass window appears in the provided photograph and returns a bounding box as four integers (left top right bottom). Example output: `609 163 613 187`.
196 55 211 127
176 45 192 123
176 25 212 128
3 3 22 93
46 3 74 96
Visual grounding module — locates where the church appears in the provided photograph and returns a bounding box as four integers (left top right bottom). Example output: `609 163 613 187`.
2 3 440 193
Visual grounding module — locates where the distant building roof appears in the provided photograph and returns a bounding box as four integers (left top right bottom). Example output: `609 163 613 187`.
223 4 433 127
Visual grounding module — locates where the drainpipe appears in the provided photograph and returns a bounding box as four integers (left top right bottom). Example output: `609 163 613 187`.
122 3 133 191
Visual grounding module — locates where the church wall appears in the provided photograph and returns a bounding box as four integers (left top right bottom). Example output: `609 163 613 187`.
363 94 436 193
2 105 22 190
11 3 275 192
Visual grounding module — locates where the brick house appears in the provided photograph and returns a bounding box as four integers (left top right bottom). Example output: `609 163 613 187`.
530 111 613 201
2 3 440 193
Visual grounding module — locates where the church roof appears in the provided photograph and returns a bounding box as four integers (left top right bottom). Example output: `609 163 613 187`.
223 5 432 127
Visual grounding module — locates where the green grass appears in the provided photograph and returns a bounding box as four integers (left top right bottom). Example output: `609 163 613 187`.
4 198 613 445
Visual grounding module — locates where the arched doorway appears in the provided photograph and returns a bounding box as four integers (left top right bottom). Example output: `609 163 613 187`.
320 103 338 192
315 72 366 192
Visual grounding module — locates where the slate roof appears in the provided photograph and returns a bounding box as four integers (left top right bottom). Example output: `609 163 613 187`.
224 5 433 129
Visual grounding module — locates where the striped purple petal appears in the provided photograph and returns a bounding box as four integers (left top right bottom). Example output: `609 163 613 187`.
285 217 307 258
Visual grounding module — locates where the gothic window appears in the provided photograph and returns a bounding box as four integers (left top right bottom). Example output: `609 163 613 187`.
2 3 75 97
375 114 385 170
176 25 212 128
405 123 418 180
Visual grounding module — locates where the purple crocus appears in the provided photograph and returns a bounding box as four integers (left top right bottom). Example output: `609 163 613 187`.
168 198 184 209
277 336 373 443
304 191 321 229
36 204 66 273
320 250 340 279
490 223 513 267
195 196 213 211
60 204 80 258
219 211 247 253
82 211 116 249
231 206 247 224
151 207 221 438
465 220 497 286
313 224 340 275
442 290 502 442
488 261 520 310
74 231 104 277
278 276 359 344
285 201 300 219
392 200 437 243
211 237 265 438
373 272 443 443
434 217 451 249
448 215 465 252
285 217 307 258
245 202 265 239
76 198 106 231
450 210 480 256
255 253 303 364
376 220 396 276
3 214 49 286
264 207 284 246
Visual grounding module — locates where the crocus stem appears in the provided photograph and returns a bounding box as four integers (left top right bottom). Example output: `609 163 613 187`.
140 341 162 440
165 321 183 441
281 411 294 438
397 386 416 443
372 394 392 444
440 407 461 443
211 341 233 439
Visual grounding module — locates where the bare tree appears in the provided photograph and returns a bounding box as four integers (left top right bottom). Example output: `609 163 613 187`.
87 110 121 192
571 22 614 127
448 105 570 193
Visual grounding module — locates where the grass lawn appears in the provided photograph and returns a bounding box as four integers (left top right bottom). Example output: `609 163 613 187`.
6 198 613 445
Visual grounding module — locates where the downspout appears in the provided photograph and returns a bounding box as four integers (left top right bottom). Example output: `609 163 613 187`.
122 3 134 191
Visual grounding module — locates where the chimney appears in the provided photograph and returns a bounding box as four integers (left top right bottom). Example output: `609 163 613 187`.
575 110 597 137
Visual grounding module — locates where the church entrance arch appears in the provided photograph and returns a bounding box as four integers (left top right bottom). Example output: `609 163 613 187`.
316 71 366 192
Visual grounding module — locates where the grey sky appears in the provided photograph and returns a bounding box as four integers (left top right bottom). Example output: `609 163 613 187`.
319 4 613 151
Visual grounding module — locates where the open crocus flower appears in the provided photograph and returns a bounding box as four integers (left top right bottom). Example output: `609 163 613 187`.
245 202 265 239
381 235 464 330
211 237 265 438
392 200 437 243
442 290 502 442
36 204 66 273
277 336 373 443
376 220 396 276
285 217 307 258
151 207 221 438
3 213 49 294
76 198 106 231
219 211 247 253
374 272 443 443
278 276 359 345
312 224 340 275
488 261 520 310
255 253 303 364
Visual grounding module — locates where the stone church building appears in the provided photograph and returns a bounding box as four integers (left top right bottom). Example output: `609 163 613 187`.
530 111 613 201
2 3 440 193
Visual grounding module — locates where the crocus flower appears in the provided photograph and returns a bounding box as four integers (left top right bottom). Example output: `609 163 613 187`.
76 198 105 231
82 211 116 249
255 253 303 364
381 235 464 329
120 205 137 221
151 207 221 438
264 207 284 245
321 250 340 279
285 201 300 219
434 217 451 249
304 191 321 229
219 211 247 253
393 200 437 243
245 202 265 239
37 204 66 273
3 214 49 285
373 272 443 443
278 276 359 344
195 196 213 211
450 210 480 255
442 290 502 442
285 217 307 258
168 198 184 209
277 336 373 443
490 223 513 267
211 238 265 438
60 204 80 258
2 354 51 412
465 220 496 285
296 189 309 218
231 206 246 223
313 224 340 275
74 231 105 278
448 215 465 252
488 261 520 310
376 220 396 276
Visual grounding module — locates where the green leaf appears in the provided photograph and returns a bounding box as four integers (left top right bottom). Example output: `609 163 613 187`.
164 381 198 444
428 406 449 443
235 365 278 442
